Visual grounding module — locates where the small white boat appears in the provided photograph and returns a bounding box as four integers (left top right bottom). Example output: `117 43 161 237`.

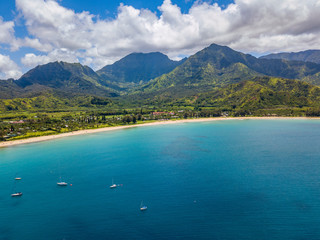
110 178 117 189
140 201 147 211
57 176 67 186
11 192 23 197
57 181 68 186
12 177 22 196
140 206 147 211
15 177 22 180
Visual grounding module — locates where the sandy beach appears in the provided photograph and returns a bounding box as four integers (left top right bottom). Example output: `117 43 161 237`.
0 116 316 148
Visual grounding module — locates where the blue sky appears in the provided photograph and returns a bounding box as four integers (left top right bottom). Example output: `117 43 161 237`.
56 0 234 18
0 0 234 38
0 0 319 79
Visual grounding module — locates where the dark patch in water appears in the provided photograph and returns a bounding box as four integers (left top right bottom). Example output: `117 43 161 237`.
195 135 209 139
294 200 311 211
10 199 23 207
0 226 13 240
161 136 210 160
65 216 96 239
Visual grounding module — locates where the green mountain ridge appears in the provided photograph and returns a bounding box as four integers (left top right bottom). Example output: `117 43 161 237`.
0 53 186 100
97 52 186 90
3 43 320 114
261 50 320 64
0 79 26 99
140 44 320 97
16 61 118 97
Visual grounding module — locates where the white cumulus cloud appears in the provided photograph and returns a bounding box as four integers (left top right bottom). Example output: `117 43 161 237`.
21 48 79 68
0 54 22 79
9 0 320 71
0 17 16 46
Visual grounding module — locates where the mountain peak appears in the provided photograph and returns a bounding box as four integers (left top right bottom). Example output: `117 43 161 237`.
97 52 185 84
207 43 229 49
127 52 167 57
141 43 320 96
15 61 117 97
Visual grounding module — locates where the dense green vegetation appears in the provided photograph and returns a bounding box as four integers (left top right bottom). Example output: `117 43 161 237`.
97 52 185 91
16 61 118 97
140 44 320 97
0 109 202 141
121 76 320 115
3 43 320 141
0 92 113 113
181 77 320 110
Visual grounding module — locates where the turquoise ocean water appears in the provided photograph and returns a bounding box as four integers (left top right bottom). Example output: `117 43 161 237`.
1 119 320 239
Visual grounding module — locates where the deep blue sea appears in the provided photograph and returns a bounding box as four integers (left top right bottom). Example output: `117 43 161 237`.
1 119 320 240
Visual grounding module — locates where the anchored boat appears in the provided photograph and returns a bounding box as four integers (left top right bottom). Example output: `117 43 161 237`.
11 192 23 197
57 177 68 186
140 201 147 211
110 178 117 189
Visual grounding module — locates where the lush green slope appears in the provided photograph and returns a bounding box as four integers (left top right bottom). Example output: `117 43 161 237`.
0 79 26 99
16 61 118 97
140 44 320 96
138 62 262 97
3 44 320 115
171 77 320 110
0 91 113 113
121 76 320 114
261 50 320 64
97 52 185 89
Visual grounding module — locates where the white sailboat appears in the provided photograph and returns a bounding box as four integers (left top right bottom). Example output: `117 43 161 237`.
11 179 22 197
140 201 147 211
11 192 23 197
57 159 68 186
110 178 117 189
14 173 21 180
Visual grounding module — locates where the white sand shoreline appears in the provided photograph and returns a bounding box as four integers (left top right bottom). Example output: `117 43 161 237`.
0 116 318 148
